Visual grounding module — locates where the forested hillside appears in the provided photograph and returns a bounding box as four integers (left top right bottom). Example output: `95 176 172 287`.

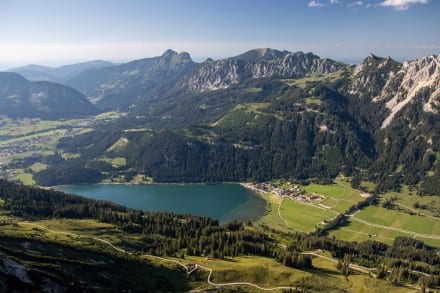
29 50 439 193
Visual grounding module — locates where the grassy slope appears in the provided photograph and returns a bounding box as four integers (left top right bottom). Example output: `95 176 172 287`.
329 191 440 247
212 102 277 129
13 173 35 185
0 236 188 292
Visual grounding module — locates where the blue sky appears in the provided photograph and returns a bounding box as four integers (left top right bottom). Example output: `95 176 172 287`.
0 0 439 68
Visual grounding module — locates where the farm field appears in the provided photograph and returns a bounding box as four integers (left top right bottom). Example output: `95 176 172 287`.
255 192 291 233
302 179 365 213
329 218 412 245
256 179 440 248
280 200 336 233
381 185 440 218
330 203 440 247
0 116 83 137
266 179 364 233
355 205 439 235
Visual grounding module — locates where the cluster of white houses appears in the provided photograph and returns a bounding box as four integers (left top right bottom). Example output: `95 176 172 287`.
252 182 326 203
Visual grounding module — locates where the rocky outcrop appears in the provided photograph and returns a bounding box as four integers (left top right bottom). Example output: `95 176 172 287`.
180 49 344 92
349 54 402 99
349 54 440 129
182 58 241 91
0 255 33 285
381 55 440 128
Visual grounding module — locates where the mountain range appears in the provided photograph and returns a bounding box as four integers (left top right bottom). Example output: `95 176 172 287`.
0 72 98 119
8 60 114 84
3 48 439 193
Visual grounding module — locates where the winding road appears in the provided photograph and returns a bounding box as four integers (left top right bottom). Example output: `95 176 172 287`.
19 221 300 291
20 221 431 291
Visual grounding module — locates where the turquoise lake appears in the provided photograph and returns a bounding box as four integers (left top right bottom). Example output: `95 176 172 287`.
55 183 266 224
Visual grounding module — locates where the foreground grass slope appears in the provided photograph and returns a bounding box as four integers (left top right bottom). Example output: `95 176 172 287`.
0 217 416 293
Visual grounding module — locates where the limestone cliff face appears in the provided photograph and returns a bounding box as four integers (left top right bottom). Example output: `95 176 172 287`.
380 55 440 128
182 58 241 92
180 49 344 92
349 54 402 100
349 54 440 129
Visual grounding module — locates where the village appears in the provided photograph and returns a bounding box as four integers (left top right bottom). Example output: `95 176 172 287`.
0 136 49 159
0 135 52 181
0 115 98 182
245 181 326 203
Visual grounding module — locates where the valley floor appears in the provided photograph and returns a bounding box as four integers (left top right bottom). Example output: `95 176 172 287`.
252 179 440 248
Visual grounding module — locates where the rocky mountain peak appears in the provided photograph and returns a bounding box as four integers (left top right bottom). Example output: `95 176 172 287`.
381 54 440 127
350 54 402 100
356 54 400 73
161 49 179 58
160 49 192 61
157 50 194 69
178 51 192 61
349 53 440 129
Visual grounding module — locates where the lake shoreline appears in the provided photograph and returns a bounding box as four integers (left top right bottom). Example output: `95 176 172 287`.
50 181 252 188
53 182 267 224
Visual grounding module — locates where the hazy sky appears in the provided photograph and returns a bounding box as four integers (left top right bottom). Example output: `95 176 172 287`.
0 0 439 68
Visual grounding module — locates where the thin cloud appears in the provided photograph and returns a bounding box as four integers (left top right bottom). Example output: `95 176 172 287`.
330 0 340 4
347 1 363 7
308 1 325 7
378 0 428 10
383 44 440 50
420 44 440 49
